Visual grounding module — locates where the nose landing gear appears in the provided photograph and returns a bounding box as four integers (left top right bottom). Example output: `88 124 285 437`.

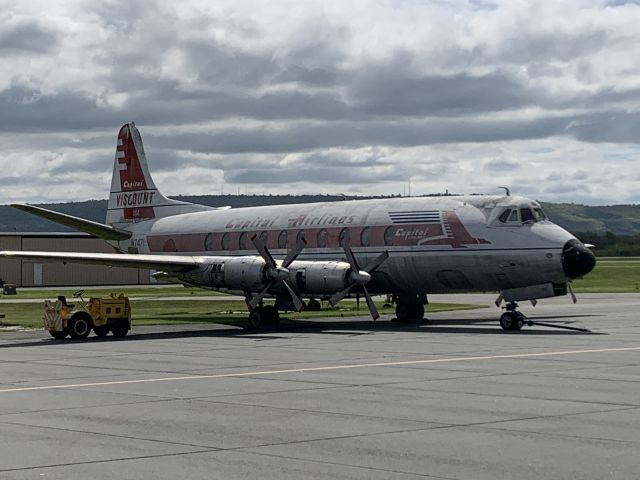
499 301 526 331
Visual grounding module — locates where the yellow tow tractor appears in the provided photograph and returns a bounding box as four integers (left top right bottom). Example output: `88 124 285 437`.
43 290 131 340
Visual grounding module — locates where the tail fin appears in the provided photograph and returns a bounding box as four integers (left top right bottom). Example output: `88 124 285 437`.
107 122 211 225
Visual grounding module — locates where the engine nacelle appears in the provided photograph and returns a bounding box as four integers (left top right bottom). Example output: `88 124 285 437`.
287 260 352 294
178 257 357 295
178 256 267 291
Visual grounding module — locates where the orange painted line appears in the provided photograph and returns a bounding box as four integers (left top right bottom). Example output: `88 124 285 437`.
0 346 638 394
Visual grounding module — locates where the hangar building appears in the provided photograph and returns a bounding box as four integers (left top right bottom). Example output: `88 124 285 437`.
0 233 151 287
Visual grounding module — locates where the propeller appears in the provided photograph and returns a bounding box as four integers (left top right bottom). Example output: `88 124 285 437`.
328 243 389 320
567 281 577 304
248 234 306 311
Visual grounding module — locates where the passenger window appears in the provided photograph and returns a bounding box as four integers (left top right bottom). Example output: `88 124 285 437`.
221 232 230 250
204 233 215 251
339 228 350 247
296 230 306 244
238 232 247 250
360 226 371 247
259 230 268 245
384 226 396 246
521 208 535 223
277 230 287 249
317 229 328 248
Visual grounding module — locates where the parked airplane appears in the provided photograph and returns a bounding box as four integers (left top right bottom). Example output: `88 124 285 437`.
1 122 596 335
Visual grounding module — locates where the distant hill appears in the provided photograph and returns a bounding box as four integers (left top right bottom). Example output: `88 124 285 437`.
2 195 640 236
541 203 640 236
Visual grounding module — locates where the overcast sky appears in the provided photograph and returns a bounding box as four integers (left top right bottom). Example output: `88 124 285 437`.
1 0 639 205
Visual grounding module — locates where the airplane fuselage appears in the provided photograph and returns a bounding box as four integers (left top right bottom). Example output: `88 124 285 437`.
113 194 578 296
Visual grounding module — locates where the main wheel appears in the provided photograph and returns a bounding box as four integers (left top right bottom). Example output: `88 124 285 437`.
49 330 68 340
395 303 424 322
500 312 523 331
262 305 280 326
248 308 264 329
395 303 411 321
307 299 321 311
110 320 129 337
69 313 92 339
93 325 110 337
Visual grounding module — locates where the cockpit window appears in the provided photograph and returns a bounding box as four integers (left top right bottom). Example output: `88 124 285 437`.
533 207 547 221
520 208 535 223
497 205 547 225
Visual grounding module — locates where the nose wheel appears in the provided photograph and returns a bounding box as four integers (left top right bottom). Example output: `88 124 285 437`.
499 302 526 331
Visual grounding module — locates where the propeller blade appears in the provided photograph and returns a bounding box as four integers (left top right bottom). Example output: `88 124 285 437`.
248 280 274 309
282 236 307 268
282 280 305 312
363 250 389 273
342 243 360 271
567 282 577 304
362 286 379 321
329 284 353 307
251 234 276 269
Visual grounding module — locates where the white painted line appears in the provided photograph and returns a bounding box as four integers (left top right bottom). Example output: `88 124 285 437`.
1 346 638 394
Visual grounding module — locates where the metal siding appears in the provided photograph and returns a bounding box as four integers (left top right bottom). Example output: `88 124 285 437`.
2 235 150 287
0 236 22 285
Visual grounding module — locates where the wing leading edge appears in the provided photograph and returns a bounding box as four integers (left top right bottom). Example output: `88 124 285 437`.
0 251 200 272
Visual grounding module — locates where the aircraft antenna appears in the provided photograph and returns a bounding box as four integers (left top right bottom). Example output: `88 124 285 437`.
497 186 510 196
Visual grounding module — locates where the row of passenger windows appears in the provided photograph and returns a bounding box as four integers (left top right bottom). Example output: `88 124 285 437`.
205 226 391 251
498 207 547 224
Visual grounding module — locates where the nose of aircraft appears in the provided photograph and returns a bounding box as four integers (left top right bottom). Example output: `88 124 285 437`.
562 239 596 279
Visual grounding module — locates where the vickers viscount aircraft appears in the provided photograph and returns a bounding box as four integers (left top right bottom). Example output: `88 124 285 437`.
0 122 596 335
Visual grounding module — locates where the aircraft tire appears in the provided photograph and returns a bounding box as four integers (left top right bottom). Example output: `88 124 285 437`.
69 313 92 339
500 312 523 331
307 299 321 311
307 299 320 311
248 308 264 329
262 306 280 326
93 325 110 337
395 303 424 322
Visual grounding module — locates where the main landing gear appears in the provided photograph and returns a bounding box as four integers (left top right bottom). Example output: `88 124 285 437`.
248 305 280 329
499 301 526 331
393 294 427 323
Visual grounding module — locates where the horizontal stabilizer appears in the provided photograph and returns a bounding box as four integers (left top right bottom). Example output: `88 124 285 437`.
11 204 132 241
0 251 199 272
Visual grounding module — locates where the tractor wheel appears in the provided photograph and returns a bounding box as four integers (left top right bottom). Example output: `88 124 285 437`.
49 330 68 340
93 325 110 337
69 313 92 339
110 319 129 337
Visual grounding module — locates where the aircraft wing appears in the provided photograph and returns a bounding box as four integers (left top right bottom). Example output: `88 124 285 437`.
11 204 132 241
0 251 199 272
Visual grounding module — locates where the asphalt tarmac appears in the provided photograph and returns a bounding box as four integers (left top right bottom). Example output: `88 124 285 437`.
0 293 639 479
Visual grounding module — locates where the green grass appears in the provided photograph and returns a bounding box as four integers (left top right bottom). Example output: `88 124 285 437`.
0 299 484 330
572 260 640 293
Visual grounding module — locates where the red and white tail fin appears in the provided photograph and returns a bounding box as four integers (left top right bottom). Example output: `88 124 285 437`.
107 122 211 226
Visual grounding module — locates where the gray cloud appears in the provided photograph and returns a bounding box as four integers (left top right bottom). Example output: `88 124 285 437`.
0 18 59 55
1 1 640 205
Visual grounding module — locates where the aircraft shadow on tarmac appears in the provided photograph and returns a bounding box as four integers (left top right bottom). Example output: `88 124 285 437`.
0 314 605 349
